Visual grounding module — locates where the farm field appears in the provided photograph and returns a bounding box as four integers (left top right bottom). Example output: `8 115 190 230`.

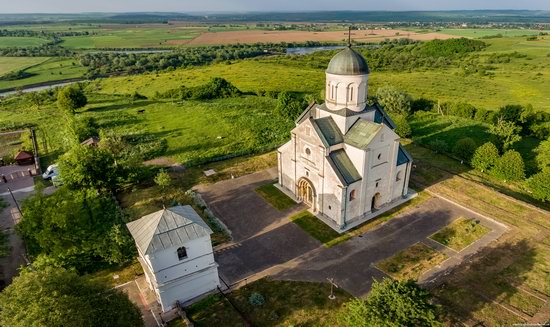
0 36 49 48
438 28 543 38
0 57 86 90
0 57 49 76
185 29 458 45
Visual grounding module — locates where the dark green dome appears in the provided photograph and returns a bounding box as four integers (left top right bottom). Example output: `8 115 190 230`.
326 46 370 75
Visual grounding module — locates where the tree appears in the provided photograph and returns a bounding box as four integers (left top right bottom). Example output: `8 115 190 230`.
58 145 120 192
471 142 499 172
17 187 133 271
154 169 172 190
453 137 477 162
527 170 550 202
489 117 522 151
390 114 412 138
534 139 550 172
275 91 306 120
339 278 441 327
0 267 143 327
375 86 412 116
493 150 525 181
57 86 87 114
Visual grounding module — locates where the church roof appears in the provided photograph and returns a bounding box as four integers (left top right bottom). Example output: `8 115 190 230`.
373 103 397 129
328 149 362 185
126 205 212 255
344 120 383 150
326 46 370 76
313 117 344 146
397 145 412 166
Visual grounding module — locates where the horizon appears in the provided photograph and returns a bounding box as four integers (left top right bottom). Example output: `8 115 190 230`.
1 0 550 14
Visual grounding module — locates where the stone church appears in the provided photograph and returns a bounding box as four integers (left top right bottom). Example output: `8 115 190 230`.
277 45 414 233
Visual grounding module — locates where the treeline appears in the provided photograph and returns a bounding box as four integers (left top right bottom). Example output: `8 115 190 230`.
155 77 241 100
0 42 73 57
0 29 90 38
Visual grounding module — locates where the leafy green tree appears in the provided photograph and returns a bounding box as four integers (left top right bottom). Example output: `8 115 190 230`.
17 187 133 271
453 137 477 162
498 104 524 123
58 145 120 192
493 150 526 182
534 139 550 171
489 117 522 151
376 86 412 116
57 86 87 114
527 170 550 202
154 170 172 190
471 142 499 172
275 91 306 120
0 267 143 327
339 279 441 327
390 114 412 138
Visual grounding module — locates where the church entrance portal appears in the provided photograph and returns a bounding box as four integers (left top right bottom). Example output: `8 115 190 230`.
371 192 381 211
298 178 315 210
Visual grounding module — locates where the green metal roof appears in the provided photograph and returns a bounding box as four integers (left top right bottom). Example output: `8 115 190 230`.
326 46 370 76
397 145 412 166
329 149 362 185
314 117 344 146
344 119 383 149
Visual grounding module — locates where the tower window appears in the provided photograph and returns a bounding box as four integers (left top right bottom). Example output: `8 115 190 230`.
177 247 188 260
349 190 356 201
350 87 354 102
377 153 381 160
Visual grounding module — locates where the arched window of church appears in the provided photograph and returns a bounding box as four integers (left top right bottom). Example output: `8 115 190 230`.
396 171 403 182
177 247 188 260
350 87 354 102
349 189 356 201
305 147 311 156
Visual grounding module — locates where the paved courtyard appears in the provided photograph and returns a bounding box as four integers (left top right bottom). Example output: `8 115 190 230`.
196 168 507 297
0 164 36 286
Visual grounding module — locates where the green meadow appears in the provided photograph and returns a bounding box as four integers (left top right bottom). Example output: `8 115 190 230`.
0 57 49 76
0 36 49 48
438 28 543 38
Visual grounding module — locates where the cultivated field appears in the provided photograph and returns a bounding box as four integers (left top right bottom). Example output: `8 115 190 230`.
438 28 544 38
0 57 49 76
0 36 49 48
184 29 459 45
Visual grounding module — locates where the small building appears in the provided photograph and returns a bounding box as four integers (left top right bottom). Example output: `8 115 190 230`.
14 151 34 165
80 136 100 147
126 205 220 312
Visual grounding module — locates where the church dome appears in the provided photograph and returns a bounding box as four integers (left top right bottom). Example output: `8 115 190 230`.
326 46 370 76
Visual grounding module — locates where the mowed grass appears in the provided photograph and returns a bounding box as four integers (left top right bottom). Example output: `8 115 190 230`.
255 183 296 211
430 217 490 251
0 36 49 48
289 211 341 246
376 242 447 280
186 278 351 327
0 57 49 76
0 57 86 90
60 27 205 48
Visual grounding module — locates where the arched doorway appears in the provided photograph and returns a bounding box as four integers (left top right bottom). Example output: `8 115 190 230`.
298 178 316 210
371 192 382 211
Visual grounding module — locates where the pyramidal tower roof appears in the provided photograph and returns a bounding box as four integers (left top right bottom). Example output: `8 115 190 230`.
126 205 212 255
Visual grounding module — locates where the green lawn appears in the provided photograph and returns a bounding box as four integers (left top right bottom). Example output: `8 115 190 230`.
0 57 49 77
376 242 447 280
430 217 491 251
0 36 49 48
255 183 296 210
185 278 351 327
289 211 342 246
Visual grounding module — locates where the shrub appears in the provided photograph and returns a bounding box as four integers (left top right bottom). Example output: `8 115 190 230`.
410 98 434 112
375 86 412 115
474 108 489 121
390 114 412 138
490 117 522 151
427 139 448 154
57 86 87 114
154 170 172 190
249 292 265 306
471 142 499 172
527 170 550 202
493 150 525 182
453 137 477 162
534 139 550 171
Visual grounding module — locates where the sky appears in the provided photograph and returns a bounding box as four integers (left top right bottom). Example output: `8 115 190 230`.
1 0 549 14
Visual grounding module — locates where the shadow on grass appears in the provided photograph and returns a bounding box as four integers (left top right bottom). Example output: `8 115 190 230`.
85 100 155 113
428 239 539 325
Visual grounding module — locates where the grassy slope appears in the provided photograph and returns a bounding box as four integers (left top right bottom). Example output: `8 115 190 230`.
0 57 86 90
439 28 542 38
0 56 49 76
0 36 49 48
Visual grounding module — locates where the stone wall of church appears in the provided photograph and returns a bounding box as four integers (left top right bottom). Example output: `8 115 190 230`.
392 163 409 200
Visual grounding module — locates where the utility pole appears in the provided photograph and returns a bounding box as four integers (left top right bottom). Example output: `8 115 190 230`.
7 187 21 216
30 127 41 174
